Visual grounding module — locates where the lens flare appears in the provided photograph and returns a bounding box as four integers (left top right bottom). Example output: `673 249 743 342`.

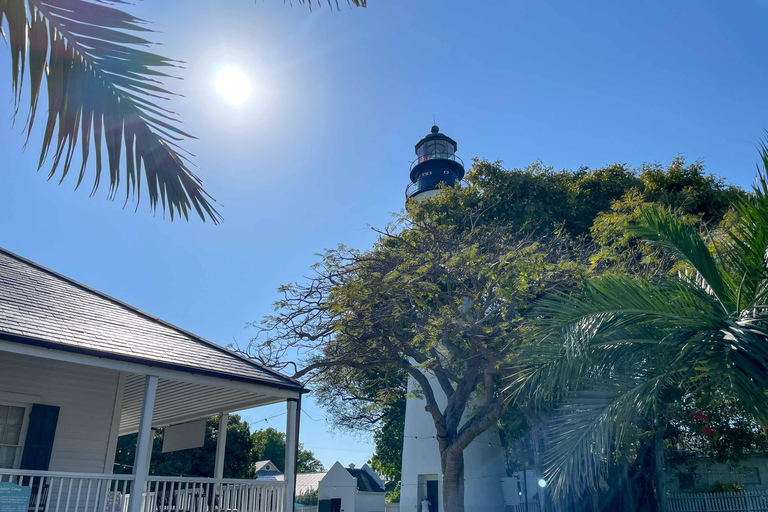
215 67 252 104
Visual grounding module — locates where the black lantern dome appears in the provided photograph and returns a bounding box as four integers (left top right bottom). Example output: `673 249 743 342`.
405 125 465 200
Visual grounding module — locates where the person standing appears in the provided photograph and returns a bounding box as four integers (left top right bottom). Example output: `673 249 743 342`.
421 497 431 512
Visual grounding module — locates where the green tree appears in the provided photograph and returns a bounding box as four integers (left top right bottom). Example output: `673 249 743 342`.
253 201 588 512
510 148 768 509
0 0 365 221
114 415 254 478
368 393 405 503
251 427 325 473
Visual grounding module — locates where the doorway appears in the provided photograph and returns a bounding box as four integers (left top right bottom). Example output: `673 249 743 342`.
318 498 341 512
426 480 438 512
418 474 439 512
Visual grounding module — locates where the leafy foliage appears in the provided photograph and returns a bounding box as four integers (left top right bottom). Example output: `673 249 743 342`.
667 392 768 465
252 427 325 474
114 416 323 477
247 157 742 511
295 489 318 506
509 150 768 501
114 415 254 478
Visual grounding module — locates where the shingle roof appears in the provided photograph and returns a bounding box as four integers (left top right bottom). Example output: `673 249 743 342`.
346 468 385 493
253 461 279 473
295 473 326 495
0 248 303 391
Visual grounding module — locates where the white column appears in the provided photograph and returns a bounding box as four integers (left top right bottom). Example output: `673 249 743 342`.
284 398 300 512
129 375 158 512
104 372 127 473
214 413 229 479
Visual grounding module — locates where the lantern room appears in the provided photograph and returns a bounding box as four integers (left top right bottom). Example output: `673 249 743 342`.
406 125 465 200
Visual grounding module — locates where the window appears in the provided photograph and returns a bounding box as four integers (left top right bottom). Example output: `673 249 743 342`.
0 404 27 468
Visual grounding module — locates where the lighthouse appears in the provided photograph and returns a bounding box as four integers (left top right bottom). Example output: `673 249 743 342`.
405 125 465 200
399 127 507 512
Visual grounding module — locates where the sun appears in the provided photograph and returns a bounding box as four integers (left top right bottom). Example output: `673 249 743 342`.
215 66 252 104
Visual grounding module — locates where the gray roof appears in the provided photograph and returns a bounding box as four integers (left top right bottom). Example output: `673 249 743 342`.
0 248 303 392
346 468 385 493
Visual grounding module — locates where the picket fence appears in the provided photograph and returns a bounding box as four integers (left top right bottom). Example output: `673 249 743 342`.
669 490 768 512
294 505 398 512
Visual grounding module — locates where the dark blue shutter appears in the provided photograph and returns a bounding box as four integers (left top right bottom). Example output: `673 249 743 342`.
20 404 60 470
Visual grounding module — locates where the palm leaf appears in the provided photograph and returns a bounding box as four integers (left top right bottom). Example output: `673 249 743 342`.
629 205 736 311
2 0 367 222
1 0 223 222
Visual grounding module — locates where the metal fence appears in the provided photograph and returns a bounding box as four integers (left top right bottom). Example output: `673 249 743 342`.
669 490 768 512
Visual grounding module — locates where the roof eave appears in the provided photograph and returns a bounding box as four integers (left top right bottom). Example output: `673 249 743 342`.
0 330 306 394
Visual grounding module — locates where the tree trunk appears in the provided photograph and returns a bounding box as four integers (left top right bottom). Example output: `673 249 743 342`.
441 449 465 512
653 430 669 512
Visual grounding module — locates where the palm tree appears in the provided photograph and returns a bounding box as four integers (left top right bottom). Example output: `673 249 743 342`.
0 0 365 223
510 144 768 507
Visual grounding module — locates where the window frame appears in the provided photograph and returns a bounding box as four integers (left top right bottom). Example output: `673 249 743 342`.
0 400 31 469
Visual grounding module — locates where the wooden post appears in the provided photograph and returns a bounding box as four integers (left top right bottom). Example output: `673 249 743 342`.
129 375 158 512
284 398 300 512
214 413 229 479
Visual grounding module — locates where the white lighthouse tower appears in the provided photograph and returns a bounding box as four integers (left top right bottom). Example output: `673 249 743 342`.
399 126 507 512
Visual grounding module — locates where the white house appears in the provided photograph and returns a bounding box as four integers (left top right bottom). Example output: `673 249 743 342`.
317 463 385 512
0 248 305 512
254 461 285 482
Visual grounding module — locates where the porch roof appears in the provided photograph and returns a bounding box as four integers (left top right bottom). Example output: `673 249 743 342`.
0 248 302 393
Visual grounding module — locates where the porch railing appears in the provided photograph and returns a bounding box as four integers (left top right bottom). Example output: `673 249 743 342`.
145 476 285 512
0 470 286 512
0 469 135 512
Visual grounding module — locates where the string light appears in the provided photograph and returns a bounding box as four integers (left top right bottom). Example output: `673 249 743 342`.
403 435 503 448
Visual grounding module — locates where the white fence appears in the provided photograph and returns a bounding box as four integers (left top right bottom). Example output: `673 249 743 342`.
0 469 135 512
0 469 286 512
669 490 768 512
385 504 400 512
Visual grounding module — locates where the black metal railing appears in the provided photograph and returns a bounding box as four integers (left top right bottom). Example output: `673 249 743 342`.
405 179 469 199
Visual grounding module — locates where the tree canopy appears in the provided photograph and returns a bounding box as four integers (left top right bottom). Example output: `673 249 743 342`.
249 156 744 512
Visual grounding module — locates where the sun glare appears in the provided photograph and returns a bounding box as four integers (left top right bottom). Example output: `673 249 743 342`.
215 67 252 104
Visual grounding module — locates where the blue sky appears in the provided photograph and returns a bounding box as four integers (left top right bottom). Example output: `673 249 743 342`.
1 0 768 469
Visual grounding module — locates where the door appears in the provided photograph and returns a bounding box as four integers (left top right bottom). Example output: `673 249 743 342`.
426 480 438 512
319 498 341 512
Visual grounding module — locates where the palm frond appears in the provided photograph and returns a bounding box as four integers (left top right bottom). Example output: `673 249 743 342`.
629 206 735 310
542 372 673 499
2 0 221 223
722 157 768 308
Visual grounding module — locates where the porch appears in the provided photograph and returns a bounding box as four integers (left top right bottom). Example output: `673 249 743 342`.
0 470 286 512
0 348 301 512
0 248 306 512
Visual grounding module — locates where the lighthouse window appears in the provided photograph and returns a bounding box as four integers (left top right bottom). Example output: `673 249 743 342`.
422 171 432 176
444 170 450 174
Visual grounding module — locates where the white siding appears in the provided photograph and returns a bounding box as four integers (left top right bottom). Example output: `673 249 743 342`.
400 374 506 512
319 463 358 512
355 492 385 512
0 351 120 473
